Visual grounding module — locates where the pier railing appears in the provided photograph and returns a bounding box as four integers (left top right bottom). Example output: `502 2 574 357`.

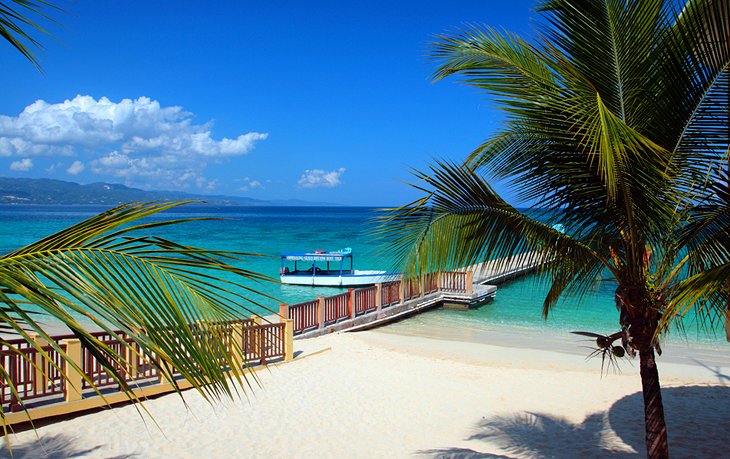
3 254 539 425
324 292 351 324
381 281 401 307
286 299 319 334
439 271 473 293
354 286 377 315
281 272 473 335
2 317 294 424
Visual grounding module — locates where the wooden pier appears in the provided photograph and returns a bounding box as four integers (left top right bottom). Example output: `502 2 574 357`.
278 252 543 338
1 319 294 426
466 250 545 286
0 252 543 426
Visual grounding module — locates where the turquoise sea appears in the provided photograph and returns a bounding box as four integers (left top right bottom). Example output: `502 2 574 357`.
0 204 726 350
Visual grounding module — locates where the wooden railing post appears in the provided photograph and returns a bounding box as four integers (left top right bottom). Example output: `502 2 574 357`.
467 270 473 294
126 336 138 380
31 333 48 395
375 283 382 313
348 288 355 319
61 339 84 402
398 279 405 304
283 319 294 361
232 321 245 369
251 315 263 363
279 303 290 322
317 296 325 328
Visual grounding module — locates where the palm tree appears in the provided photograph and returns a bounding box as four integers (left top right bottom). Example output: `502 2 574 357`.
379 1 729 458
1 202 275 428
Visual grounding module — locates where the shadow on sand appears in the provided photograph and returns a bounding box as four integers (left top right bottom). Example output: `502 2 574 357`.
0 433 133 459
418 385 730 458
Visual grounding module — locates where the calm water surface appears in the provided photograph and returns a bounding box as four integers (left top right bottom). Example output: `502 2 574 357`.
0 204 726 349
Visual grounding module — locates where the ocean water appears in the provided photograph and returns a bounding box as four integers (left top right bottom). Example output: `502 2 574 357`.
0 204 726 349
0 204 387 311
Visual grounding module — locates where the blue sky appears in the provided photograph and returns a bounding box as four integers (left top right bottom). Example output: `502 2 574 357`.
0 0 539 206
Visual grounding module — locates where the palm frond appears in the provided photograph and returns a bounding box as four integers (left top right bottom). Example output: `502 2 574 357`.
0 0 63 69
376 162 611 316
676 170 730 271
431 25 559 101
539 0 666 125
662 262 730 334
433 14 677 271
0 202 276 417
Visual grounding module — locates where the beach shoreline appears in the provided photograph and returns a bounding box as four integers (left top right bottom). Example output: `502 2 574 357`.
2 321 728 458
376 315 730 376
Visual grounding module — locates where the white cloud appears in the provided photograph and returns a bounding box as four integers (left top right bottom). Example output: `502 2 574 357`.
10 158 33 171
298 167 346 188
239 177 264 192
0 95 268 190
196 177 218 191
66 160 85 175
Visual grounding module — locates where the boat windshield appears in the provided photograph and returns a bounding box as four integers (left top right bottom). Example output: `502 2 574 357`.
280 250 354 275
281 249 352 262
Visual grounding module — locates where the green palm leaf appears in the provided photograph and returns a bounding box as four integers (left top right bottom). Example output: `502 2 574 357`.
0 201 277 425
377 161 610 316
0 0 62 69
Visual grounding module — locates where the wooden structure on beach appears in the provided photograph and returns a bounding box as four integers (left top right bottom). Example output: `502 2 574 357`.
279 252 543 338
1 318 294 426
0 252 542 426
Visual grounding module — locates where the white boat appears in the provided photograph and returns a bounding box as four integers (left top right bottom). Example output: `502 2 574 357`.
279 248 396 287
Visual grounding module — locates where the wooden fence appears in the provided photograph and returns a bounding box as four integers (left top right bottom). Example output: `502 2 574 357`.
440 271 473 292
1 318 293 419
354 286 377 315
281 272 472 335
324 292 351 324
1 270 477 423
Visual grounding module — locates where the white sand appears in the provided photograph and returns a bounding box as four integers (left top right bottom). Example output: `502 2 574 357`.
2 327 728 458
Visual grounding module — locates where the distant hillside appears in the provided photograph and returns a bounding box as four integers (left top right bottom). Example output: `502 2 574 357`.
0 178 333 206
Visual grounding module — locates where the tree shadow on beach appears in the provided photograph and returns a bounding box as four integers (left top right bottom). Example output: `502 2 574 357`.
0 433 134 459
416 447 514 459
417 385 730 459
476 411 636 458
609 385 730 458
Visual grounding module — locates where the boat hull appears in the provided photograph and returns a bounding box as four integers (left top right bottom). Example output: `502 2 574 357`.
280 270 398 287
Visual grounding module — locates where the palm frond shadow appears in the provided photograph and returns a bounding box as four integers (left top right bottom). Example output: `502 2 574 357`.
417 385 730 458
469 411 636 458
0 433 125 459
415 448 513 459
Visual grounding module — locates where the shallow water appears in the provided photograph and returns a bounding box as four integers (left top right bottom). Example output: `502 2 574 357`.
0 204 726 349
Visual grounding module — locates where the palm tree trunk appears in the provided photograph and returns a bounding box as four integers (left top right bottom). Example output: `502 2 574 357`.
639 348 669 459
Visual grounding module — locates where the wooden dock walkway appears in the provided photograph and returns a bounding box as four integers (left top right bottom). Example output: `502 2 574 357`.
279 251 544 338
466 250 544 286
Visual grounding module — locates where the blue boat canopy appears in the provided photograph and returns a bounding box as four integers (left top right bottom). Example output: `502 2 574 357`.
281 248 352 262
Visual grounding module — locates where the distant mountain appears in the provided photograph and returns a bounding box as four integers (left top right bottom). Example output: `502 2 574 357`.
0 177 335 206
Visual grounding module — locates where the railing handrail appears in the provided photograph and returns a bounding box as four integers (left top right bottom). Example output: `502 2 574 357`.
281 266 504 334
324 292 350 324
2 318 290 415
289 253 541 336
290 299 319 310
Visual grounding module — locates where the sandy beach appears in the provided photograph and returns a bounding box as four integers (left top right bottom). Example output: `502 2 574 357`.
2 325 728 458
